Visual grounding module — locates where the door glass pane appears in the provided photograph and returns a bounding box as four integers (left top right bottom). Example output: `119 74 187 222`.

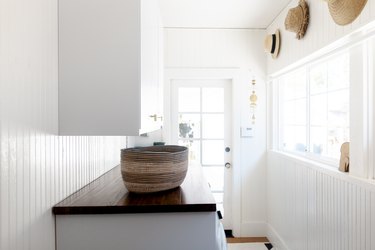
178 140 200 166
202 114 224 139
202 88 224 112
178 114 200 139
202 167 224 192
178 88 200 112
202 140 224 165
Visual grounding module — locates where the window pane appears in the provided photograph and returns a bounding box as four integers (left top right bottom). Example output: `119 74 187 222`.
283 99 306 126
202 167 224 192
310 62 328 94
281 125 306 152
178 88 200 112
202 114 224 139
328 54 349 90
310 94 327 126
327 127 350 158
202 140 224 165
202 88 224 112
179 114 200 139
280 69 306 100
327 89 349 127
310 126 327 156
178 140 200 166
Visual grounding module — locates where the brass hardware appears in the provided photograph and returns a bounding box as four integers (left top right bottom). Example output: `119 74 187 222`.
149 114 158 121
149 114 163 122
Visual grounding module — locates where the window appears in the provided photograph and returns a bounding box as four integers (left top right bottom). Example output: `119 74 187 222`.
277 53 350 161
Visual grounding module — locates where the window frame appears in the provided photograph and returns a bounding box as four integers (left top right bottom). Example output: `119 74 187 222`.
275 51 350 167
268 25 375 180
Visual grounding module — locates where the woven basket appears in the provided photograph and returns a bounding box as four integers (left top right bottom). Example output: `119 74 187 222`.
121 145 189 193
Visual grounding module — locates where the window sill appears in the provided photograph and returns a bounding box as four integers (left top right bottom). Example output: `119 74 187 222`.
268 149 375 191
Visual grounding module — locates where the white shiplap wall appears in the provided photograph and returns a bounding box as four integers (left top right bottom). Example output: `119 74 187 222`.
0 1 126 250
267 151 375 250
267 0 375 74
267 1 375 249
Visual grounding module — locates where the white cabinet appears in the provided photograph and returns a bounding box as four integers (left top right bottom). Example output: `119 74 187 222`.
58 0 163 136
140 0 164 134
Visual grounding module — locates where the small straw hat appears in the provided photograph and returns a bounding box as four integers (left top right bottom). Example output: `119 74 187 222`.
323 0 368 26
264 29 280 59
285 0 309 40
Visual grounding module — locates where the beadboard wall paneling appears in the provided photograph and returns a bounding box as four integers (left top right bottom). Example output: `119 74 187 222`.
266 0 375 75
0 1 126 250
267 151 375 250
164 28 267 77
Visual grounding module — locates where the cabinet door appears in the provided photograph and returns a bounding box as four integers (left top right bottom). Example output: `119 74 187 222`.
59 0 141 135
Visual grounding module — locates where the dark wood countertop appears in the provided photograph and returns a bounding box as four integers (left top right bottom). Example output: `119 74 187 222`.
53 165 216 215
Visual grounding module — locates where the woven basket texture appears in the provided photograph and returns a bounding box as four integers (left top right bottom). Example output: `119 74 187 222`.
121 145 189 193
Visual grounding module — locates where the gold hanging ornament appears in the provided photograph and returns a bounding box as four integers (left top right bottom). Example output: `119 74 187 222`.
249 79 257 124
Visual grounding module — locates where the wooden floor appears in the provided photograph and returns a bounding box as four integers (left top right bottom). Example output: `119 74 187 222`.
227 237 269 244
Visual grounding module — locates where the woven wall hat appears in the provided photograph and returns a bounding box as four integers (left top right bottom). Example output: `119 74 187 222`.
285 0 309 40
264 29 280 59
323 0 368 25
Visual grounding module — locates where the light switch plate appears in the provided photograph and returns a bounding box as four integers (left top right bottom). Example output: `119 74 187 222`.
241 127 254 137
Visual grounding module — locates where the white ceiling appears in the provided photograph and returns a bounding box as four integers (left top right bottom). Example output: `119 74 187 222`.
159 0 291 29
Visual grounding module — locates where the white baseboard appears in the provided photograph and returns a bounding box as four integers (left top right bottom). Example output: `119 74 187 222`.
266 224 289 250
238 222 267 237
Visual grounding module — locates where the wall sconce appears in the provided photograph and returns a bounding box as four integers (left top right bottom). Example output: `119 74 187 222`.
249 78 257 124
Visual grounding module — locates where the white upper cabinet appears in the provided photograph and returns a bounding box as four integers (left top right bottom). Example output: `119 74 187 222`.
58 0 163 135
140 0 164 134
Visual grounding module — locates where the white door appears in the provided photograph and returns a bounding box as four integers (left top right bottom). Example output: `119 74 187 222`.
171 79 232 228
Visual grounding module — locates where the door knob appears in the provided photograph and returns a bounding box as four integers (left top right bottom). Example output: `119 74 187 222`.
225 162 231 169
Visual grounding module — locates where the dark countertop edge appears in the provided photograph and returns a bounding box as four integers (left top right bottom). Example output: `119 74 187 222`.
53 204 217 215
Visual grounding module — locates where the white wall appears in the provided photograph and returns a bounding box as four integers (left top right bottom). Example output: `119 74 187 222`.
267 151 375 250
128 129 164 147
267 0 375 75
0 1 126 250
164 28 267 236
266 0 375 248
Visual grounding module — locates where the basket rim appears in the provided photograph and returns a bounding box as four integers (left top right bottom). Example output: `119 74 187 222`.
121 145 188 155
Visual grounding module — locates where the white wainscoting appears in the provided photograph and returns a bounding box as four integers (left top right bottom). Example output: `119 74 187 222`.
267 151 375 250
267 0 375 75
0 0 126 249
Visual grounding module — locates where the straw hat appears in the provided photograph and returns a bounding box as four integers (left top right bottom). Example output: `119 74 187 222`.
264 29 280 59
323 0 368 25
285 0 309 40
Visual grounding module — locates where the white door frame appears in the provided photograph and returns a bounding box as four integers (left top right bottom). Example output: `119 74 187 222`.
164 68 242 236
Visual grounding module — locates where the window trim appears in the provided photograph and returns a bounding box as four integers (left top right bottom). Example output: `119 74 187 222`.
268 21 375 180
275 51 350 167
269 38 375 179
